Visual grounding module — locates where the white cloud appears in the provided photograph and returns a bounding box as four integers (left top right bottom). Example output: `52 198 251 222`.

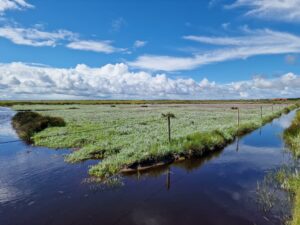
1 62 300 99
0 62 201 99
0 25 76 47
0 0 33 14
129 55 202 71
0 24 125 53
67 40 124 54
228 0 300 22
130 28 300 72
0 25 125 53
134 40 147 48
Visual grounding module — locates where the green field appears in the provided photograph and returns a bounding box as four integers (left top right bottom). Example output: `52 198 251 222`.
10 102 298 179
1 99 300 107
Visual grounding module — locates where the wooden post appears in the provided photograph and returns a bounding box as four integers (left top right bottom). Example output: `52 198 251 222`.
260 106 263 120
162 113 175 143
272 104 274 113
237 107 240 127
168 116 171 143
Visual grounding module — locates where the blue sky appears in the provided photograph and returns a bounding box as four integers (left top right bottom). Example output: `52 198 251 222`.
0 0 300 99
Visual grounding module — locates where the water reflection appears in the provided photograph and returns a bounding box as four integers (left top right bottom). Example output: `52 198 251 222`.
0 109 17 139
124 148 223 180
236 136 240 152
166 168 171 190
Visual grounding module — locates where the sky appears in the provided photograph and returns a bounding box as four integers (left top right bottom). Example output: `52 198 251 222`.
0 0 300 100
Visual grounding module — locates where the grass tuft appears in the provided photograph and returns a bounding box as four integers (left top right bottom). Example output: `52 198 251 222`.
12 111 65 142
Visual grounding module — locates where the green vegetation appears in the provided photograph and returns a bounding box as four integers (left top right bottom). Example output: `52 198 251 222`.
284 110 300 158
1 98 300 107
276 167 300 225
9 103 298 179
280 110 300 225
12 111 65 142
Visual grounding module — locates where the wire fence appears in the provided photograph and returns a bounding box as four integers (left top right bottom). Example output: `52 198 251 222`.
0 104 294 146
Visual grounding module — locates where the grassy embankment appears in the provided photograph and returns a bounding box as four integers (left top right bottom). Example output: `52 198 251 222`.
10 103 299 179
279 110 300 225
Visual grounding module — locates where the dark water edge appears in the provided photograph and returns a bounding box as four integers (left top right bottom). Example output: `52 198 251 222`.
0 107 296 225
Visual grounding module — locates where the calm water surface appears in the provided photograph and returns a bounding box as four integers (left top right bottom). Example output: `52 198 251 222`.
0 107 296 225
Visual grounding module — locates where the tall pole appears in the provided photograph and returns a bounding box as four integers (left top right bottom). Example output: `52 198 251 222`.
237 108 240 127
168 116 171 143
162 113 175 143
260 106 263 120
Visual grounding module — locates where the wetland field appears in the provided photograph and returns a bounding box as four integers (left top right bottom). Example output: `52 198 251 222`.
1 100 300 225
9 102 298 178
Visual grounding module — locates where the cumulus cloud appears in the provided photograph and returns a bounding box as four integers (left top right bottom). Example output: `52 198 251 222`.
0 62 300 100
0 62 201 99
227 0 300 22
0 0 33 14
0 25 76 47
67 40 124 54
129 28 300 71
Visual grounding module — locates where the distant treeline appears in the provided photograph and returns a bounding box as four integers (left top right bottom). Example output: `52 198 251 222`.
0 98 299 106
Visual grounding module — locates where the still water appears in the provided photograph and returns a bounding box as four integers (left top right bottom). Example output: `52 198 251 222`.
0 107 295 225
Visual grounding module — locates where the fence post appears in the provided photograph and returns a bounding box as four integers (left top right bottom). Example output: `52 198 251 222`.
168 116 171 143
260 106 263 120
162 113 175 143
237 107 240 127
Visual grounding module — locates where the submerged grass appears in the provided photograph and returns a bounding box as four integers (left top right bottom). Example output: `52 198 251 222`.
10 103 298 179
276 167 300 225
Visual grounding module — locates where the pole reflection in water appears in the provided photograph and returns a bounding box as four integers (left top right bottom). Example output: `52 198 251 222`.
259 127 262 136
236 137 240 152
166 167 171 190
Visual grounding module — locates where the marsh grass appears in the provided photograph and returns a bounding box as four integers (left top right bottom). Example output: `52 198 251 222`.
284 110 300 158
2 99 300 107
275 166 300 225
281 110 300 225
10 103 299 179
256 169 294 224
